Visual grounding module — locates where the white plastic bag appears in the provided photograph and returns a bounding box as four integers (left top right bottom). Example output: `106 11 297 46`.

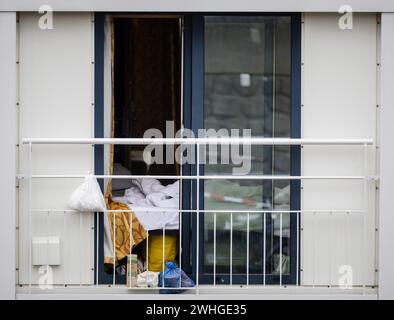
136 271 159 288
68 175 106 212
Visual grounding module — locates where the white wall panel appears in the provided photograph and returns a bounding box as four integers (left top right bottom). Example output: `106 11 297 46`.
1 0 394 12
0 12 17 300
14 11 380 289
378 13 394 300
18 12 94 285
302 13 378 286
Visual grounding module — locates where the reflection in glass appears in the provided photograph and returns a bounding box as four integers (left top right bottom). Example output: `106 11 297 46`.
203 16 292 280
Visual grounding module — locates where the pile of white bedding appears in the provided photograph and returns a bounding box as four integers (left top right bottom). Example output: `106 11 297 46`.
113 178 179 231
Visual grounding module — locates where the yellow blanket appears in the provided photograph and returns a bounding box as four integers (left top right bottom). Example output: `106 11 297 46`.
104 198 147 265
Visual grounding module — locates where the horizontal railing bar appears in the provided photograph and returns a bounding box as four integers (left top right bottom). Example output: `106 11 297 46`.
26 285 199 291
18 284 376 292
17 285 377 294
22 137 374 145
30 209 363 214
28 174 372 180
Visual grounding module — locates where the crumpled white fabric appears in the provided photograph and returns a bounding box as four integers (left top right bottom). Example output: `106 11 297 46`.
68 175 106 212
113 178 179 230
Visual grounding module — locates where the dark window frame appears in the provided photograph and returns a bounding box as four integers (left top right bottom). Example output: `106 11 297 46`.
94 12 301 285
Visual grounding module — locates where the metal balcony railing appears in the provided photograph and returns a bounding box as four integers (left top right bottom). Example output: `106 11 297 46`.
19 137 376 296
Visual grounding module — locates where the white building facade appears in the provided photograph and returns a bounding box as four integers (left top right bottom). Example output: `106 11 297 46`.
1 0 394 300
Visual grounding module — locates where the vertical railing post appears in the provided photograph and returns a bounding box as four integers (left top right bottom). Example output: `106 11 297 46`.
129 210 133 288
179 208 182 287
296 211 300 286
162 222 165 288
329 211 332 287
345 211 349 282
246 212 250 287
79 212 83 286
230 212 233 286
63 210 67 287
313 211 316 288
196 142 200 294
112 211 115 286
263 212 266 286
96 211 99 287
213 212 216 287
362 143 368 294
46 210 50 289
146 230 149 274
28 142 32 294
279 212 283 287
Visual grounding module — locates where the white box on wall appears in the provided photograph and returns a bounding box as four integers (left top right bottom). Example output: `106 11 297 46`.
32 236 61 266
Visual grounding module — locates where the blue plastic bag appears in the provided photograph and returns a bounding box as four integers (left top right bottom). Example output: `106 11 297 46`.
159 261 195 294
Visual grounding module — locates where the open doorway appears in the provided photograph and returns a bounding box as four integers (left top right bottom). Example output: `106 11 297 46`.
103 16 183 279
113 17 182 178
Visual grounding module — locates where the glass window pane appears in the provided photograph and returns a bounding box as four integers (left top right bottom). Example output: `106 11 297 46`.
203 16 292 279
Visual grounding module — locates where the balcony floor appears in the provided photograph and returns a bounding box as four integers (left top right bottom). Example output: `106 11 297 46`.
16 285 378 300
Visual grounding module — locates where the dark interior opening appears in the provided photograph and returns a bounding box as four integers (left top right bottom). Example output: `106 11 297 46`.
113 17 182 183
107 17 182 277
